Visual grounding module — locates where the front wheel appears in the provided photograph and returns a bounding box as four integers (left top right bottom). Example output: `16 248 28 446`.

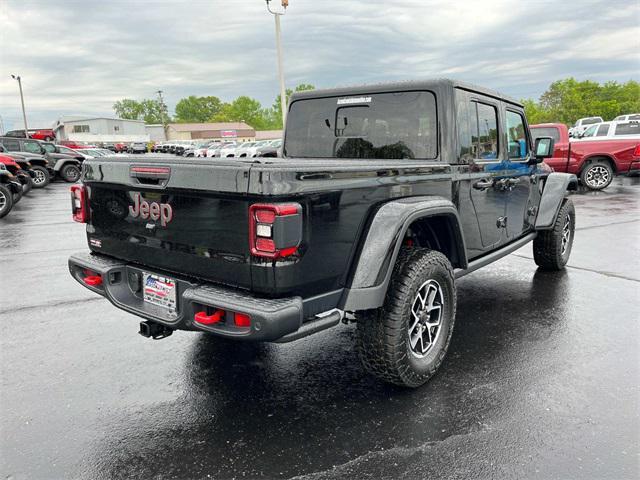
60 163 81 183
0 184 14 218
30 165 51 188
356 248 457 387
581 161 613 190
533 199 575 270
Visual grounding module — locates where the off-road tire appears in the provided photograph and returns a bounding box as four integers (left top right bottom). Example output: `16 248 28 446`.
533 198 575 270
19 173 32 195
0 184 14 218
12 185 22 203
30 165 51 188
580 160 613 190
61 163 81 183
356 248 456 388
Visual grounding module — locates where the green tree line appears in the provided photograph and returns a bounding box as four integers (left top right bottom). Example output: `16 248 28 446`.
522 78 640 126
112 83 315 130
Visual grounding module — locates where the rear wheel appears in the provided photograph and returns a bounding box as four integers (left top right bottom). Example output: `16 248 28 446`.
356 248 456 387
581 160 613 190
0 184 14 218
61 163 81 182
533 199 575 270
30 165 51 188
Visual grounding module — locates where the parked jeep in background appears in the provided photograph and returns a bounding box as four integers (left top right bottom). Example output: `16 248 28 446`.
530 122 640 190
69 79 577 388
39 142 83 182
0 138 51 187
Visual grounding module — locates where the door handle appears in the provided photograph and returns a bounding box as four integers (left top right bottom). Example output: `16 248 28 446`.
473 179 494 190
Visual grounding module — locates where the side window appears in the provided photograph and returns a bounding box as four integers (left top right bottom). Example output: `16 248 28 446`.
614 122 640 136
595 123 610 137
582 125 598 137
1 139 21 151
456 93 474 161
476 103 498 160
506 110 529 159
23 141 43 154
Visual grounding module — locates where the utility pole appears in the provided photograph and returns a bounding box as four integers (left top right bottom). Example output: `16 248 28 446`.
265 0 288 127
11 75 29 137
156 90 168 141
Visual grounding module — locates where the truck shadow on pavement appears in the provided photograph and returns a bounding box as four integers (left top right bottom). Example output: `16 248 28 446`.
94 267 571 479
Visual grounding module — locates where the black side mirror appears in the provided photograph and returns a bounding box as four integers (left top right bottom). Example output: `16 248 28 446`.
534 136 554 159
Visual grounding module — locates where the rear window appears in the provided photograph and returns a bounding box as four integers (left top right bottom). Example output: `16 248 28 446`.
614 122 640 136
285 91 438 159
582 117 602 125
531 127 560 143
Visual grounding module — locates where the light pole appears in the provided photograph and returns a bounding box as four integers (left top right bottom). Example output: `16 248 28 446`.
156 90 168 140
265 0 288 127
11 75 29 138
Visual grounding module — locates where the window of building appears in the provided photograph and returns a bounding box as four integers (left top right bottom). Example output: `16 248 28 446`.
114 126 120 132
506 110 528 159
72 125 90 133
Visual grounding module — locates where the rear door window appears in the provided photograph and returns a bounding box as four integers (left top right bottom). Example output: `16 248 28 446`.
476 103 499 159
595 123 611 137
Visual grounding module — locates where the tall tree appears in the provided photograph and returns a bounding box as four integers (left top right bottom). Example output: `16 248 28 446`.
523 78 640 126
212 96 270 130
270 83 316 129
174 95 223 123
113 98 166 124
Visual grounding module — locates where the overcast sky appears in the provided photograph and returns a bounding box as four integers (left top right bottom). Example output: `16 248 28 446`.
0 0 638 131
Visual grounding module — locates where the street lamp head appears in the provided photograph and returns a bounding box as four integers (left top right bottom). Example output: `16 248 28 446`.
11 74 17 80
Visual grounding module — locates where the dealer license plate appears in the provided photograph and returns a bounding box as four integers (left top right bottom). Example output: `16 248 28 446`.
142 272 177 312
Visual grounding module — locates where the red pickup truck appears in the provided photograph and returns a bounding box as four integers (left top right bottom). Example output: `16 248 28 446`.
530 123 640 190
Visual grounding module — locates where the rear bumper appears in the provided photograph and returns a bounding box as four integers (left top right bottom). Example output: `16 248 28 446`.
626 161 640 176
68 251 305 341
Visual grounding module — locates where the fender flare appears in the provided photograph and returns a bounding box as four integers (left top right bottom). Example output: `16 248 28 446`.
535 172 578 230
54 159 81 172
339 196 467 311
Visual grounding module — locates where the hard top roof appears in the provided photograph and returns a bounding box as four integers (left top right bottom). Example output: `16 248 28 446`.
289 78 522 107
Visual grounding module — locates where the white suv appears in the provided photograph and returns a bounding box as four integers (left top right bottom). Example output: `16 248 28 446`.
569 116 604 137
574 120 640 141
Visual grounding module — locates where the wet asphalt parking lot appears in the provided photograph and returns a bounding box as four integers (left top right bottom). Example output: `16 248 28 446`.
1 167 639 479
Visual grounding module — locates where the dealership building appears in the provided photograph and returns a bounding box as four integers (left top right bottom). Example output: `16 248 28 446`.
53 116 150 143
165 122 256 142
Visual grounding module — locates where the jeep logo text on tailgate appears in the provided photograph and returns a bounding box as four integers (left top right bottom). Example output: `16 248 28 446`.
129 193 173 226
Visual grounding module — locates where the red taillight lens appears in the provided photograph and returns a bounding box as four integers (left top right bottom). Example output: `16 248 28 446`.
249 203 302 259
633 144 640 157
234 312 251 327
70 184 88 223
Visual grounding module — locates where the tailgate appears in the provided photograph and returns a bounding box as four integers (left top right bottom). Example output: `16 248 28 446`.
84 156 253 289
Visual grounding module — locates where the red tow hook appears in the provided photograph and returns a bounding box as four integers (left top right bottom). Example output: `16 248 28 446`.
194 310 225 325
83 275 103 287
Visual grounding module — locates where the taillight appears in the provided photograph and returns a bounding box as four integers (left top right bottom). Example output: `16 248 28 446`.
249 203 302 258
633 144 640 157
70 184 88 223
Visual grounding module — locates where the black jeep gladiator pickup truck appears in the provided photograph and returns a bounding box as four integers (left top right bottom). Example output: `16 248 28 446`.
69 79 577 387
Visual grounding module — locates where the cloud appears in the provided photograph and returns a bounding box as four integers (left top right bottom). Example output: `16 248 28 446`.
0 0 638 130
